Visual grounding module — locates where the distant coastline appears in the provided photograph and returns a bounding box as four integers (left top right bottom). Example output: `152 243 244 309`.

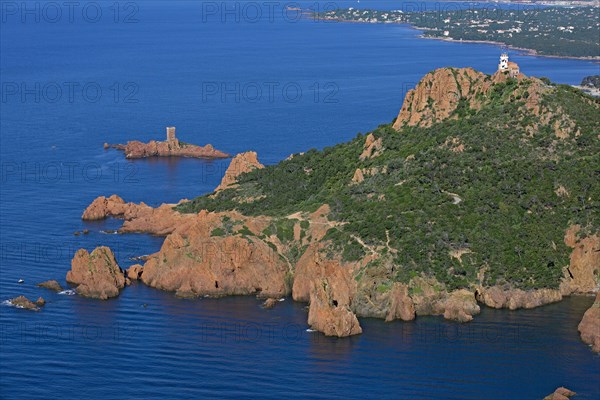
311 7 600 61
417 33 600 62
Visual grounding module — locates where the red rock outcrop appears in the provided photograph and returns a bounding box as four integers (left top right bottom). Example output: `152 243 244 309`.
406 277 481 322
66 246 125 299
215 151 264 192
385 283 416 322
126 264 143 280
292 243 354 303
351 168 365 184
393 67 491 129
119 203 194 235
307 277 362 337
291 240 363 336
476 286 563 310
563 225 600 294
140 225 288 299
578 293 600 352
108 139 229 159
9 296 40 311
82 195 194 236
443 289 480 322
359 133 383 160
544 387 576 400
82 195 150 221
392 67 546 130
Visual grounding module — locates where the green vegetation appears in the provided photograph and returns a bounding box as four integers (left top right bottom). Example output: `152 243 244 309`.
317 7 600 58
210 227 226 237
177 75 599 291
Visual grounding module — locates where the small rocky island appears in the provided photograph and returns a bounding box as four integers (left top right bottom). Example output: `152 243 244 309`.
105 127 230 159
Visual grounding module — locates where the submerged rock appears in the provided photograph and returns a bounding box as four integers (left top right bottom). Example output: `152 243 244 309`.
9 296 39 311
544 387 576 400
262 298 278 309
35 297 46 307
66 246 125 300
36 280 64 292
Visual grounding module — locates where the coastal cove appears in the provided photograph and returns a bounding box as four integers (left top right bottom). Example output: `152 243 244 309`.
1 1 599 399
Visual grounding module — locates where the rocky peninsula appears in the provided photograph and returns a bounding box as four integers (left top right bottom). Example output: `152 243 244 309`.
69 68 599 345
105 127 229 159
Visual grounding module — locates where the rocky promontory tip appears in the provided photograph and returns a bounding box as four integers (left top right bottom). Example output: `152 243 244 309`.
66 246 125 300
215 151 264 192
105 127 229 159
578 293 600 352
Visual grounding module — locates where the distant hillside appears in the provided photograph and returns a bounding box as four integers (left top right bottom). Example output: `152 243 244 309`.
178 68 599 293
582 75 600 89
316 8 600 59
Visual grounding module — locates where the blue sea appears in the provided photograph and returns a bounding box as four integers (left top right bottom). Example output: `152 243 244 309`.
1 1 599 398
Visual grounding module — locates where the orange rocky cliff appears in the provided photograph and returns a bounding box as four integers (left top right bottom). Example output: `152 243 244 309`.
393 67 581 141
140 213 289 299
393 67 495 129
78 189 599 336
215 151 264 192
79 193 598 337
578 293 600 352
66 246 126 299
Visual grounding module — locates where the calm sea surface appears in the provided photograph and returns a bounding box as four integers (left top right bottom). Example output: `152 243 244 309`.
1 1 599 398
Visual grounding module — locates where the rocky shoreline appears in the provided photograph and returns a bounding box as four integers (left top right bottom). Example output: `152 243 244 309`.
69 190 598 342
14 69 598 353
68 152 599 342
578 292 600 352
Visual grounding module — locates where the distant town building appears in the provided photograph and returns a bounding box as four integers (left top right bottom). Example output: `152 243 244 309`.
498 52 520 78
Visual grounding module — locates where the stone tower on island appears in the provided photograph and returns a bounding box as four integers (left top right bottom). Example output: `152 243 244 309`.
166 127 176 142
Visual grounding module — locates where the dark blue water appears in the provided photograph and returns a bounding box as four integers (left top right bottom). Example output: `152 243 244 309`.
1 1 599 398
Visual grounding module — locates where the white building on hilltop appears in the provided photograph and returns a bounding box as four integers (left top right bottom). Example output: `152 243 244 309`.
498 52 520 78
